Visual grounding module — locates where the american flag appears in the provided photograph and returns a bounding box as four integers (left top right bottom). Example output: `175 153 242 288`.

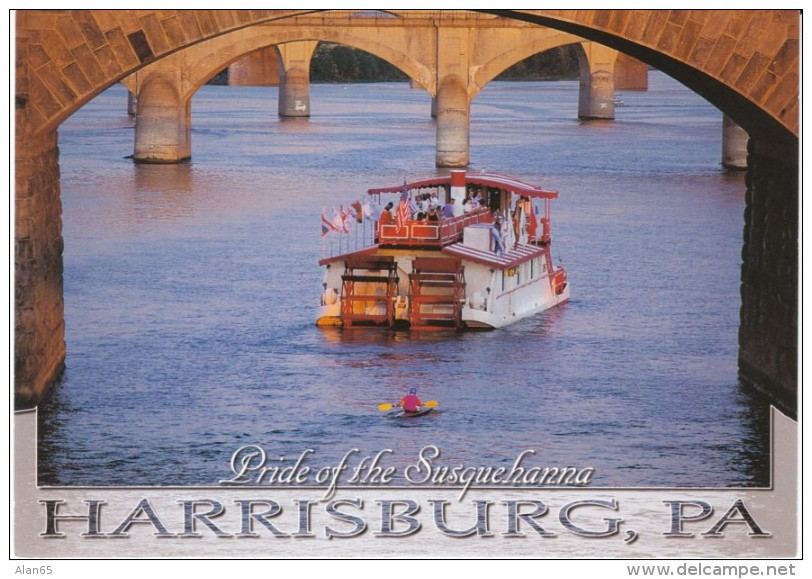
396 199 411 229
526 202 538 239
396 180 413 228
400 181 418 215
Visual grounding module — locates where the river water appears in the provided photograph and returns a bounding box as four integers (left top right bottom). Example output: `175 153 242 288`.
36 72 771 489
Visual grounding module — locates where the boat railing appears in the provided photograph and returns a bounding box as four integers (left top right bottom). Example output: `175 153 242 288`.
321 219 379 261
378 207 491 247
320 207 543 261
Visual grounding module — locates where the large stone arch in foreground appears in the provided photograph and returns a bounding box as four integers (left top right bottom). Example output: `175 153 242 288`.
15 10 799 414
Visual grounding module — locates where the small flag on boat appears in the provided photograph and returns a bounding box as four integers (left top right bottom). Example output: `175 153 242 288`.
331 206 349 234
351 201 364 223
362 200 374 222
322 210 338 236
396 198 411 230
526 202 538 239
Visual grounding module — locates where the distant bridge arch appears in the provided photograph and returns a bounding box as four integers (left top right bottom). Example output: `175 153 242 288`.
121 24 435 100
488 10 798 144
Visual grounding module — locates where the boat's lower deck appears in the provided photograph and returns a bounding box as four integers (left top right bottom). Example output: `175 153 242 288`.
317 245 568 330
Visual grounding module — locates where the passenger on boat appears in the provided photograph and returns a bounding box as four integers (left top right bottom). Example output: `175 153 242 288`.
398 387 423 412
442 199 455 219
428 207 440 222
380 203 394 223
378 203 394 238
418 193 432 213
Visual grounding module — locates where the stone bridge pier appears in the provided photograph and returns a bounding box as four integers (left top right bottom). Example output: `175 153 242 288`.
578 42 618 119
276 41 317 118
133 63 191 163
740 136 798 415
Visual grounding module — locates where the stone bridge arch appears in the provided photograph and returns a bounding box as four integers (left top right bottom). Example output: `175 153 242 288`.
122 24 433 101
489 10 798 144
468 30 583 93
17 10 798 140
15 10 799 414
120 19 598 164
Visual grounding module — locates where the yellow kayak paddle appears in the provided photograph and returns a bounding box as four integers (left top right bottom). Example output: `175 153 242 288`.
378 400 437 411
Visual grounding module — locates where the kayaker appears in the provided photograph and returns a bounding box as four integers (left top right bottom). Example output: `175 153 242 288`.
398 387 423 412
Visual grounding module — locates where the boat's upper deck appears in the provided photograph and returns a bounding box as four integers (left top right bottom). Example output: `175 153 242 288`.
377 207 491 248
321 170 557 263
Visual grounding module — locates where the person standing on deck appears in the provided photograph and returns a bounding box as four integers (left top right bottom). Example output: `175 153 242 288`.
378 202 394 238
380 202 394 223
442 198 456 219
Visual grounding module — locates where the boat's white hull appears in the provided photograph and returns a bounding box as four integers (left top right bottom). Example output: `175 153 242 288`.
462 283 570 329
316 250 569 330
316 303 342 326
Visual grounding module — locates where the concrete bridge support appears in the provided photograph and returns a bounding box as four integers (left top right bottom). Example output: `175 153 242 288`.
127 89 137 116
277 41 318 117
577 42 618 120
435 27 475 167
739 137 798 417
722 116 748 170
133 73 191 163
435 75 471 167
14 121 66 408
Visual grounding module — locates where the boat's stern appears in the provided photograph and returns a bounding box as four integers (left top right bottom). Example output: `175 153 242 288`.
316 304 342 326
316 281 342 325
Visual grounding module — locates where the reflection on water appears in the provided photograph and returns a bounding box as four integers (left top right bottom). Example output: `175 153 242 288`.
36 72 770 489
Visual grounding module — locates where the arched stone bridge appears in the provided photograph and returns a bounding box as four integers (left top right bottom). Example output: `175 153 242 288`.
119 13 609 167
14 10 799 415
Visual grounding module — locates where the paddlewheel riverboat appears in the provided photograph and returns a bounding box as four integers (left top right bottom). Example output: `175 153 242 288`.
317 170 569 330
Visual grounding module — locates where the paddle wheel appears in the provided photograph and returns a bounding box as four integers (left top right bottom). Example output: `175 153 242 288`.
408 257 466 330
340 256 399 328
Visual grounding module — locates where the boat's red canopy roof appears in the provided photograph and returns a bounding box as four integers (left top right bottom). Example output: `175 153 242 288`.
368 171 558 199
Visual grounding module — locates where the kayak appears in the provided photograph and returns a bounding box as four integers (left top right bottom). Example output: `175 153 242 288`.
387 407 435 418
